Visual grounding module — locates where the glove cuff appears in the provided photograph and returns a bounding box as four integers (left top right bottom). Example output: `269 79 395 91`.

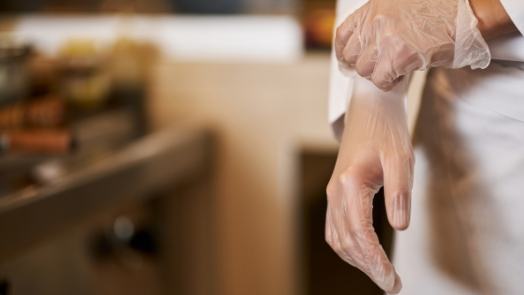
453 0 492 69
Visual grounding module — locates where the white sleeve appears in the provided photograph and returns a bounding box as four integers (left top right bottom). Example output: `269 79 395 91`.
328 0 368 139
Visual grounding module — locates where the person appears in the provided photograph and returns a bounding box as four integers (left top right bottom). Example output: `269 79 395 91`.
326 0 524 294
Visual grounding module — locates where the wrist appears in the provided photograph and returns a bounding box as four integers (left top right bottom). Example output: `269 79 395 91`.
470 0 518 39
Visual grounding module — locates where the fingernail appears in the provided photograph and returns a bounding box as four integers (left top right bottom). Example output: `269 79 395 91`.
393 193 410 230
388 273 402 294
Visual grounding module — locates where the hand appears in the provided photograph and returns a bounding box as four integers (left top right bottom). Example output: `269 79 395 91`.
335 0 491 90
325 78 414 293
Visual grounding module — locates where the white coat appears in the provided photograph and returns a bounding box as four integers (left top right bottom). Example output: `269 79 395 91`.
329 1 524 294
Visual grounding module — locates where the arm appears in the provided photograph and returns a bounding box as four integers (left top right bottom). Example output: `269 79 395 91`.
328 2 415 293
471 0 519 39
328 0 368 138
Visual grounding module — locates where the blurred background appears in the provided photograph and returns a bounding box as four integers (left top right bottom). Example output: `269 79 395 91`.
0 1 393 294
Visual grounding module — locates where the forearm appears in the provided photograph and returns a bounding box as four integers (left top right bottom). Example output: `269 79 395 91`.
470 0 518 39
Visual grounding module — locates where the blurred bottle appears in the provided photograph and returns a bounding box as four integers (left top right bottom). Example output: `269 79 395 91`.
58 40 111 113
0 39 31 105
108 37 158 133
26 52 59 98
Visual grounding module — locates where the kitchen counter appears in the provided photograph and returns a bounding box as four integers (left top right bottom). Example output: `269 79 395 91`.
0 126 214 263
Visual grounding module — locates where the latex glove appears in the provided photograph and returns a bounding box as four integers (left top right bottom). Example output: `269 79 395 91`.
335 0 491 90
325 77 414 293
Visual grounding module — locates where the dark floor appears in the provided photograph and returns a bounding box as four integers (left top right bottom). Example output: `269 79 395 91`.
300 151 393 295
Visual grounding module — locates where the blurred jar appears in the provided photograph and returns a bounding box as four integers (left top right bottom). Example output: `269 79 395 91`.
304 8 336 50
110 38 153 89
58 40 111 112
0 39 31 105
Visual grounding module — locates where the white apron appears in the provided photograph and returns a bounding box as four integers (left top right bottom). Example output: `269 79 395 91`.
393 62 524 295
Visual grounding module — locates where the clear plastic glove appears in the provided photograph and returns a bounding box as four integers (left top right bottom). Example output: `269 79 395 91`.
335 0 491 90
325 77 414 294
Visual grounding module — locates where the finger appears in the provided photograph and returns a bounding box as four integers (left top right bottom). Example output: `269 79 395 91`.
326 197 360 266
335 20 356 62
334 4 367 61
390 273 403 294
382 151 414 231
371 39 422 90
330 228 357 266
339 172 399 293
351 192 398 292
327 170 378 269
370 49 399 91
355 43 378 78
391 44 423 77
341 33 363 67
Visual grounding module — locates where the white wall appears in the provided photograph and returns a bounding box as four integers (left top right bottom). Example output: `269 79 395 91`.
149 55 337 295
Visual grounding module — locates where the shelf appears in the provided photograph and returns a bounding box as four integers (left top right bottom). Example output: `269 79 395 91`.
0 127 214 263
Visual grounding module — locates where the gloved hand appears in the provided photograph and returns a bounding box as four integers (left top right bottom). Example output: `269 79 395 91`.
335 0 491 90
326 77 414 294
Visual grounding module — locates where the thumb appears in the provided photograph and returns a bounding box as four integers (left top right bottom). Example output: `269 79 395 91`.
382 153 414 230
